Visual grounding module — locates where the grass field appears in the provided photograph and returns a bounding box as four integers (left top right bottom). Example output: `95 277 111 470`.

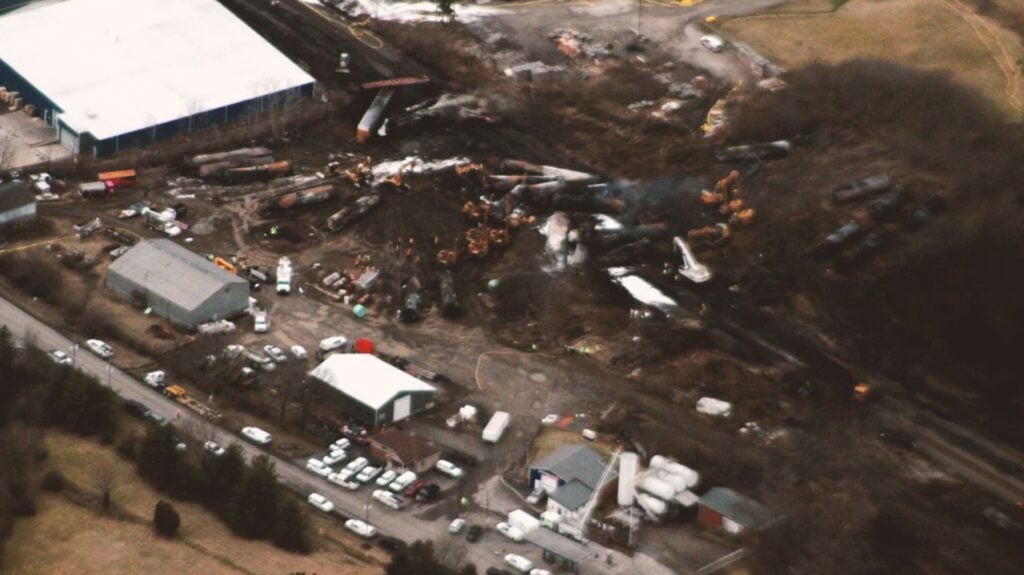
720 0 1024 117
5 432 386 575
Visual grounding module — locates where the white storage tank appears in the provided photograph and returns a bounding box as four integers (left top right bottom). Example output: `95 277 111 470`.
636 493 668 516
649 454 670 469
617 452 639 506
637 475 676 501
664 462 700 489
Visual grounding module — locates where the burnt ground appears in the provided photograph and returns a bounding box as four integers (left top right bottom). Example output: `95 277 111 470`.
4 1 1023 574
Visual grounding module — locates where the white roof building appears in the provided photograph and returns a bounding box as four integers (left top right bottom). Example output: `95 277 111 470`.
308 354 437 427
0 0 315 156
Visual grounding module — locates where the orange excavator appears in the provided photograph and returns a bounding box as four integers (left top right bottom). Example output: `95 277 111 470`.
465 225 490 257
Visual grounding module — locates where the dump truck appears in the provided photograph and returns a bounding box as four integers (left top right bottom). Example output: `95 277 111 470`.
163 385 222 420
482 411 511 443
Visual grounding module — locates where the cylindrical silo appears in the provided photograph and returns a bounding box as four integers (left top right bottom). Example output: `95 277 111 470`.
617 452 639 506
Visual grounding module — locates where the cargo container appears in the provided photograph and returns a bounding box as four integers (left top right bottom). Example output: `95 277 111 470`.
482 411 510 443
79 181 110 198
98 169 137 189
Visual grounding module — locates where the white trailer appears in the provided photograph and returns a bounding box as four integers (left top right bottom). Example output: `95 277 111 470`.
276 256 292 294
482 411 510 443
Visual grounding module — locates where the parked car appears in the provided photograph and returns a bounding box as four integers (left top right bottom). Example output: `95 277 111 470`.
306 458 332 477
48 350 72 366
504 554 534 573
263 344 288 363
700 34 725 52
328 473 362 491
435 459 464 478
403 480 426 498
495 522 524 542
223 344 245 358
123 399 150 418
322 450 347 466
344 518 377 538
448 518 466 534
84 339 114 358
332 437 351 451
243 351 276 372
415 483 441 502
466 524 483 543
144 370 166 388
372 489 405 510
308 493 334 513
318 335 347 356
344 456 369 474
529 569 552 575
204 441 226 456
253 312 269 333
376 469 397 487
356 465 381 483
290 345 308 360
241 426 272 445
388 471 417 493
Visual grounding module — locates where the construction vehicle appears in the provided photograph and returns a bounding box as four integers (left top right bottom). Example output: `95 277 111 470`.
673 237 712 284
214 257 237 275
701 170 741 207
345 156 374 187
163 385 222 419
687 223 731 247
465 226 490 257
488 225 510 247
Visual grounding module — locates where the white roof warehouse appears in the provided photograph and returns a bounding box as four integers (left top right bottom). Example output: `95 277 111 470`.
308 354 437 427
0 0 315 157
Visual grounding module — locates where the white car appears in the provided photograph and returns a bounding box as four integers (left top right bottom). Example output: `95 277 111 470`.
435 459 464 478
290 345 308 360
448 518 466 534
253 312 269 333
328 472 361 491
322 450 347 466
388 471 417 493
495 522 524 542
344 456 368 474
504 553 534 573
48 350 72 366
372 489 404 510
223 344 245 358
241 426 272 445
700 34 725 53
318 335 347 355
308 493 334 513
203 441 226 456
356 466 381 483
84 339 113 358
530 569 553 575
344 518 377 538
376 469 397 487
332 437 351 451
144 370 166 388
306 458 332 477
263 345 288 363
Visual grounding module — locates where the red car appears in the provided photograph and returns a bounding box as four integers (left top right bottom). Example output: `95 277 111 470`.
403 480 425 497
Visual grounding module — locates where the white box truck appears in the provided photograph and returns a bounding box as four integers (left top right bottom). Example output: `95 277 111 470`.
482 411 510 443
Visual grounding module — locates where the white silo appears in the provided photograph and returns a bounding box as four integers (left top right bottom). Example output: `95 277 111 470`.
617 452 639 506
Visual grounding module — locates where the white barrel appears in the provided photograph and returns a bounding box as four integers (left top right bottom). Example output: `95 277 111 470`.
664 462 700 488
637 476 676 501
636 493 668 516
649 454 670 469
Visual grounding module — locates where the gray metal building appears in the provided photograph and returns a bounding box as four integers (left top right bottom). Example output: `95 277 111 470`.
106 239 248 328
0 181 36 233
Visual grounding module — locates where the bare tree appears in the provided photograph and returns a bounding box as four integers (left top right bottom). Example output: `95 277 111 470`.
96 466 117 513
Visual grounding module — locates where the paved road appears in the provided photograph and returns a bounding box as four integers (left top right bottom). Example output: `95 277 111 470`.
0 293 677 575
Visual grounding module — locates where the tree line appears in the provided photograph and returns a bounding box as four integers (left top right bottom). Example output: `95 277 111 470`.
0 325 120 566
